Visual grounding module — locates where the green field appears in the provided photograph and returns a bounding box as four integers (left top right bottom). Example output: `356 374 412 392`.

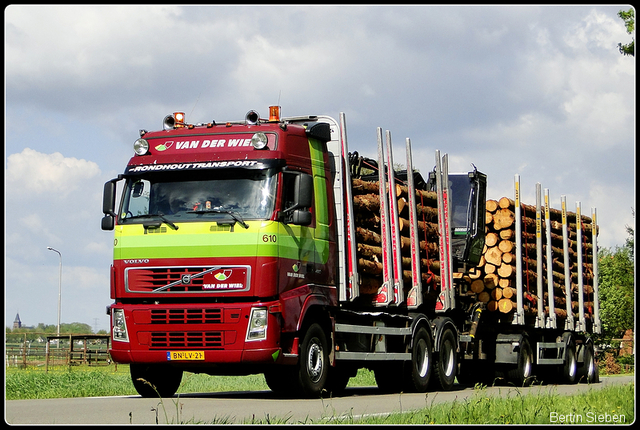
4 365 377 400
5 366 634 424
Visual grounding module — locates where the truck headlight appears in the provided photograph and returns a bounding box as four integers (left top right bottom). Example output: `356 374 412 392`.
112 309 129 342
251 132 268 150
133 138 149 156
246 307 268 341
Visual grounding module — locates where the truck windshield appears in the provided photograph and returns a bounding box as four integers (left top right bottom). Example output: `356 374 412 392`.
119 168 277 224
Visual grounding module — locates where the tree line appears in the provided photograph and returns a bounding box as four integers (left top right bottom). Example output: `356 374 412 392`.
6 322 108 343
596 225 634 344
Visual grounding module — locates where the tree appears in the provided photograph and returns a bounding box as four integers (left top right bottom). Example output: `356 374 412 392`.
60 322 94 334
597 225 634 342
618 8 635 56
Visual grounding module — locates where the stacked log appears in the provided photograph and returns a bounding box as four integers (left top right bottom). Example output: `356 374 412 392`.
351 178 441 301
466 196 597 325
350 171 598 324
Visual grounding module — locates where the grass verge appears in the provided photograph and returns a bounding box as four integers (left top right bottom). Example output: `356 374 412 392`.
6 366 633 425
5 365 376 400
316 382 634 425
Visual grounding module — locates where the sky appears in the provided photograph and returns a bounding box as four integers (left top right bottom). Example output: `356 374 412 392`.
4 5 635 332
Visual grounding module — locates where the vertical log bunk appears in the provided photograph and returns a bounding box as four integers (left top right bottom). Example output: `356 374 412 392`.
463 181 599 331
349 150 442 307
351 177 443 301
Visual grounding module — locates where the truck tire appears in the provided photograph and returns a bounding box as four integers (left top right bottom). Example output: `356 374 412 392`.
406 326 433 392
507 337 534 386
562 335 578 384
577 341 598 384
432 328 457 391
130 363 183 398
296 323 329 397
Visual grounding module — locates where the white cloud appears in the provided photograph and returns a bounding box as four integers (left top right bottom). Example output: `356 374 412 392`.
5 6 183 88
5 257 111 331
84 240 112 259
588 183 635 248
564 9 628 52
66 265 108 292
6 148 101 198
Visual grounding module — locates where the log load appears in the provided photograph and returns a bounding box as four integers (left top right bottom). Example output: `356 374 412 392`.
466 194 597 324
351 177 442 299
351 173 597 325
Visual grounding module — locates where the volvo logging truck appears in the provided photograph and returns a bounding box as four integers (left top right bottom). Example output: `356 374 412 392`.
101 107 601 398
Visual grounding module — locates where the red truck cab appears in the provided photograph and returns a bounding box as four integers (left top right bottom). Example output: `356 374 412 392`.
102 110 338 396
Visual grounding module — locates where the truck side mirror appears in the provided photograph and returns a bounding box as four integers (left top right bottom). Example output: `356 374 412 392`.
101 177 121 231
102 180 117 216
291 209 312 226
282 172 313 225
101 215 115 231
294 173 313 209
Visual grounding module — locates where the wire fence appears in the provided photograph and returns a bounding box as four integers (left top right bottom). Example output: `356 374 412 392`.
5 333 112 371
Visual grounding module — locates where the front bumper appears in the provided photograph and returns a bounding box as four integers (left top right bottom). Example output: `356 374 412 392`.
108 301 287 366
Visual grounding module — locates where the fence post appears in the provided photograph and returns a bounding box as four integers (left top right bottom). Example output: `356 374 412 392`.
45 340 50 372
67 335 72 367
21 334 27 369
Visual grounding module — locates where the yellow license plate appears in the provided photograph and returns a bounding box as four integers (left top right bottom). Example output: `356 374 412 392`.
167 351 205 361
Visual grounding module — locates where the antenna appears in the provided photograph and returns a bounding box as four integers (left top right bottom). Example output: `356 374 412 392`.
189 91 203 118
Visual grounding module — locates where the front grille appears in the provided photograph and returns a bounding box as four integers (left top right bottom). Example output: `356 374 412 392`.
150 331 224 349
151 308 223 324
126 267 205 292
124 265 250 293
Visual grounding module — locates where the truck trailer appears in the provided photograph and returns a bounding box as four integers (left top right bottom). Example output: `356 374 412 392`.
101 108 600 397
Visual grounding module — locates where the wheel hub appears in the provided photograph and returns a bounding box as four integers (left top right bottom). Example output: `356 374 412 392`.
307 342 324 382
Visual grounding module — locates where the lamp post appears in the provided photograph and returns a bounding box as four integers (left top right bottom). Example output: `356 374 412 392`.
47 247 62 336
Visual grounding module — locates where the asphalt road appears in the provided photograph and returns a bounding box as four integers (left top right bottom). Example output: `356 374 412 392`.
5 375 634 425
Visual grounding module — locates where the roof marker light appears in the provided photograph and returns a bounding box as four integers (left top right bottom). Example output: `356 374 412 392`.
269 106 281 122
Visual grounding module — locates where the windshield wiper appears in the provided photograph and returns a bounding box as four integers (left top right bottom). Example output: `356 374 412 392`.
187 208 249 229
126 213 179 230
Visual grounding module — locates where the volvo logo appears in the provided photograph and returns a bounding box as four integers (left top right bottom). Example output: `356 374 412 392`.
181 274 191 284
123 259 149 264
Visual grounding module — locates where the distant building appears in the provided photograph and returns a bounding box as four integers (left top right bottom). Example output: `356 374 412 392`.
13 313 22 329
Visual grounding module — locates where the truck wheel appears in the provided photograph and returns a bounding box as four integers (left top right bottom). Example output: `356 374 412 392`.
130 363 183 398
296 323 329 397
562 336 578 384
406 326 433 392
433 328 457 391
507 337 534 386
577 342 598 384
